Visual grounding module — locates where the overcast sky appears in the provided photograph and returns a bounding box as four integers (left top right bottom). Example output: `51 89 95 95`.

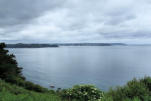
0 0 151 44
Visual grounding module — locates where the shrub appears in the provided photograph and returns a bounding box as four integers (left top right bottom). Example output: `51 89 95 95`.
60 85 104 101
24 81 48 92
140 76 151 91
106 78 151 101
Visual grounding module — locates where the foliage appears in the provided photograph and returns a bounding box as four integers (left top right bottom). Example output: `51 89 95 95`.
60 85 104 101
0 43 48 93
105 77 151 101
0 43 23 80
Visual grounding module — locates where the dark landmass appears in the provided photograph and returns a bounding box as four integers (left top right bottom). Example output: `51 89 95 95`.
6 43 59 48
129 44 151 46
6 43 126 48
57 43 126 46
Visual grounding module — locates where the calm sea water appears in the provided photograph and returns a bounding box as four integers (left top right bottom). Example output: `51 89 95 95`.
8 46 151 91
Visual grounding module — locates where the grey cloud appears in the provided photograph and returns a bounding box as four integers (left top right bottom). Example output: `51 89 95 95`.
0 0 64 27
105 15 136 25
102 31 151 39
0 0 151 43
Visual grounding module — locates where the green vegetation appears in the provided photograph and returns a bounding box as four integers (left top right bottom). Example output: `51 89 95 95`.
0 42 151 101
1 77 151 101
0 43 24 81
102 77 151 101
60 85 103 101
0 43 48 93
0 80 62 101
60 77 151 101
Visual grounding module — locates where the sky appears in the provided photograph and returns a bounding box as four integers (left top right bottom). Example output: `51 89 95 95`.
0 0 151 44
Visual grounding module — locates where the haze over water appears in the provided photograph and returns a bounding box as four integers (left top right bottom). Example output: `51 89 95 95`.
8 46 151 91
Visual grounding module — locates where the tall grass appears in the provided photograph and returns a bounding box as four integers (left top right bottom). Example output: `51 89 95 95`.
1 77 151 101
0 80 63 101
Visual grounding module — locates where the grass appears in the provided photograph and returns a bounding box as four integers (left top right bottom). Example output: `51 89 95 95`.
1 77 151 101
0 80 64 101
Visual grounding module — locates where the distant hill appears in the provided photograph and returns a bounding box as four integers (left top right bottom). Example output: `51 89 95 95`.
57 43 127 46
6 43 59 48
6 43 126 48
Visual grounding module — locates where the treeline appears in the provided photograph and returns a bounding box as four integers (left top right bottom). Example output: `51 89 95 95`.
57 43 126 46
6 43 58 48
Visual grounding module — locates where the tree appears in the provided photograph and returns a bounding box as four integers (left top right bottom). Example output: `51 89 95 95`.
0 43 24 81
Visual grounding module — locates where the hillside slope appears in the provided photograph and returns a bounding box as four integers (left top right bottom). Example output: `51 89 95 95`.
0 80 64 101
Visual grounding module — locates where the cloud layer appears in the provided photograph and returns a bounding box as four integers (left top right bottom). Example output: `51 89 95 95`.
0 0 151 43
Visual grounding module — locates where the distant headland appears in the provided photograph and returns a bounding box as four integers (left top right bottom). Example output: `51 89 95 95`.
6 43 127 48
6 43 59 48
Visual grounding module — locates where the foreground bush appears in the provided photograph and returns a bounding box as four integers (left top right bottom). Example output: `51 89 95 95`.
104 77 151 101
60 85 104 101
